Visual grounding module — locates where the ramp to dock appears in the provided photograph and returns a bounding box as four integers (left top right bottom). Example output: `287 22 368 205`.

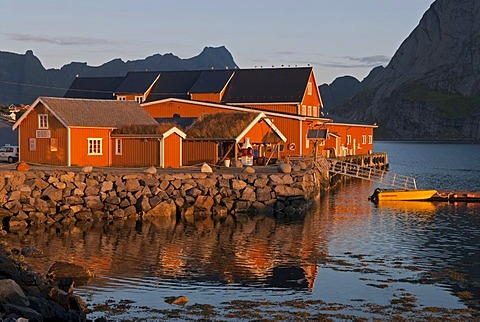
314 158 417 190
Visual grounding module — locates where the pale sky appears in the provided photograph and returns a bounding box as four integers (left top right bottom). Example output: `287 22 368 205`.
0 0 434 84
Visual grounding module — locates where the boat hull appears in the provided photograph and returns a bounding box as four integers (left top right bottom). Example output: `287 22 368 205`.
376 189 438 201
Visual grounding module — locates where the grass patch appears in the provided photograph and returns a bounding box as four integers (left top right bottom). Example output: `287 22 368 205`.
401 85 480 119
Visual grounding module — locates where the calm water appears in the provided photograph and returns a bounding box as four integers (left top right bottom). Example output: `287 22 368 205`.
6 142 480 320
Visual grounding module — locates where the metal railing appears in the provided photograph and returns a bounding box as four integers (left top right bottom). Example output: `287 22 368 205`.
326 158 417 190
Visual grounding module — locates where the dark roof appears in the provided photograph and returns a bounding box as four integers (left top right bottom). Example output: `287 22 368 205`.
115 71 160 94
307 129 328 140
189 70 234 93
145 70 203 102
64 77 125 99
221 67 312 104
37 97 158 128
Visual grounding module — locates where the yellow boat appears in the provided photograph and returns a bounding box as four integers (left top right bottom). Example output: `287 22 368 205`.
369 188 438 202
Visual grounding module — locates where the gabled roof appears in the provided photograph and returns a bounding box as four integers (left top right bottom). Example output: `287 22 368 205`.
13 97 158 130
115 71 160 94
64 76 125 99
145 70 203 102
189 70 234 93
221 67 313 104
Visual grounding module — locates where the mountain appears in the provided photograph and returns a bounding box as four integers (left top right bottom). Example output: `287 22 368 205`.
330 0 480 141
0 46 238 105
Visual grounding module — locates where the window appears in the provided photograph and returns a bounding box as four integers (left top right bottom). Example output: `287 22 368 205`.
307 82 312 95
29 138 36 151
362 135 366 144
307 106 312 116
346 135 352 145
115 139 122 155
313 106 318 117
305 135 309 149
88 138 103 155
135 96 144 103
38 114 48 129
50 138 58 152
319 140 325 146
301 105 306 115
117 96 126 101
368 135 373 144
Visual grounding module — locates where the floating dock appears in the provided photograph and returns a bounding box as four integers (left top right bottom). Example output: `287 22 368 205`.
429 191 480 203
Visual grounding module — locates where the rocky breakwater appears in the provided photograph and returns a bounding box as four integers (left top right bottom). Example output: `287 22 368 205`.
0 165 323 231
0 248 87 321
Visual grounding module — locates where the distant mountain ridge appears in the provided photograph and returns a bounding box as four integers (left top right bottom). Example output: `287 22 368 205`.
325 0 480 141
0 46 238 104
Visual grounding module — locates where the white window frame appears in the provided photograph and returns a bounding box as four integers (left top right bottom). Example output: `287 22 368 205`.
50 138 58 152
88 138 103 155
307 82 312 95
368 135 373 144
313 106 317 117
307 106 312 116
117 96 126 101
362 135 366 144
135 96 144 103
29 138 37 151
38 114 48 129
115 139 123 155
301 105 306 115
346 135 352 145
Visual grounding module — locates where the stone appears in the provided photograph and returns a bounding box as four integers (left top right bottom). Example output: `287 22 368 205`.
125 179 141 192
144 199 176 218
83 196 104 211
65 195 84 205
100 180 114 192
240 186 256 202
144 166 157 174
29 212 47 224
16 162 30 172
243 166 255 174
194 195 214 211
76 211 94 221
84 185 100 196
254 178 269 188
52 181 67 190
256 187 273 202
0 279 30 307
165 296 189 306
82 165 93 173
136 195 152 213
277 162 292 174
48 261 94 285
41 185 62 202
34 198 49 213
201 163 213 173
232 179 247 191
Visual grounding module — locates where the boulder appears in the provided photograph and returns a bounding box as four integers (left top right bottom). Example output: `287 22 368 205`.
16 162 30 172
243 166 255 174
194 195 214 211
0 279 30 307
47 261 94 286
277 162 292 174
144 166 157 174
165 296 189 306
81 165 93 173
201 163 213 173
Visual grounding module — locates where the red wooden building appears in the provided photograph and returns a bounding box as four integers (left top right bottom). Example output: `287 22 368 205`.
12 97 185 167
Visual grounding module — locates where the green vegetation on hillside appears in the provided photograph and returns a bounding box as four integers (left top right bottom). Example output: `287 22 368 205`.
402 86 480 119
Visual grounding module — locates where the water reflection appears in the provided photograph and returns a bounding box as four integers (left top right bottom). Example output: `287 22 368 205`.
3 178 480 319
7 209 329 293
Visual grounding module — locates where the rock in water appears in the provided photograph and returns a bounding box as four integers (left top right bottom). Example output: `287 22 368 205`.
47 261 94 286
165 296 189 306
